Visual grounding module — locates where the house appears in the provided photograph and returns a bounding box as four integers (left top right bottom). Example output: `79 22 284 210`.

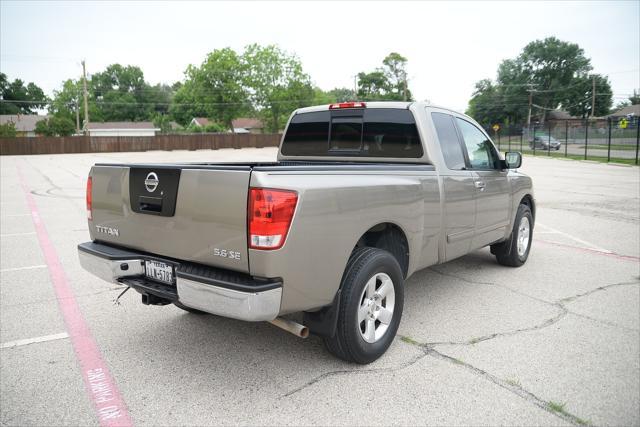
231 118 264 134
608 104 639 118
87 122 159 137
0 114 49 137
190 117 265 134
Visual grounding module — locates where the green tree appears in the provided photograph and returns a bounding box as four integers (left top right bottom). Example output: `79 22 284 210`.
466 79 510 126
0 73 47 114
357 70 389 100
382 52 412 101
0 121 17 137
356 53 413 101
629 89 640 105
466 37 613 125
561 74 612 118
329 87 355 102
34 116 76 136
171 48 248 129
49 79 82 128
242 44 314 132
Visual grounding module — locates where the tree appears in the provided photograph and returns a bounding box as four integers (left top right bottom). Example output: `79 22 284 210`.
242 44 314 132
171 48 248 129
466 79 510 126
466 37 613 125
49 79 82 128
0 73 47 114
356 53 413 101
329 87 355 102
382 52 412 101
0 122 17 137
34 116 76 136
629 89 640 105
357 70 389 100
561 74 612 118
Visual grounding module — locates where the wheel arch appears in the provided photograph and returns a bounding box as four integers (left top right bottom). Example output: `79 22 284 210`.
353 222 410 279
520 194 535 222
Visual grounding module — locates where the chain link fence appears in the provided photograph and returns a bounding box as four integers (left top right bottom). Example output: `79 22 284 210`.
485 116 639 165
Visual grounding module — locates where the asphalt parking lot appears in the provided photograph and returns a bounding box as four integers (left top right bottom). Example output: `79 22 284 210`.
1 149 638 426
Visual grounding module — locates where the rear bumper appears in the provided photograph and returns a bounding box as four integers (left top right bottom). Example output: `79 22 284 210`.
77 242 282 321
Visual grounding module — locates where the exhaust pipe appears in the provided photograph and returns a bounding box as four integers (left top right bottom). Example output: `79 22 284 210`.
269 317 309 338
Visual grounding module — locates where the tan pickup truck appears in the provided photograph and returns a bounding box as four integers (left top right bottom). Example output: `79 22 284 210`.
78 101 534 363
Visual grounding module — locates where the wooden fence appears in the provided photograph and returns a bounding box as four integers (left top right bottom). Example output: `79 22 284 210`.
0 133 282 156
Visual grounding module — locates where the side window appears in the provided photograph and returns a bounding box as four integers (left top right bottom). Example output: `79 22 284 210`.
455 118 499 169
431 112 466 170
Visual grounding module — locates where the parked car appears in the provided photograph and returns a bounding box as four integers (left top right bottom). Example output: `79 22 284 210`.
78 101 535 364
530 134 561 150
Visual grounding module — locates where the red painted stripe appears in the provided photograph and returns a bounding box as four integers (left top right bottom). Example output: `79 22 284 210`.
17 166 133 427
537 239 640 262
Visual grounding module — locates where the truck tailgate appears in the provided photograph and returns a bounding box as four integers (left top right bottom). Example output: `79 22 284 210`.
89 165 251 273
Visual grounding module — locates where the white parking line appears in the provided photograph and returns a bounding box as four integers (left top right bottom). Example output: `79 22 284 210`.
1 232 36 237
0 265 47 273
1 332 69 349
536 222 613 254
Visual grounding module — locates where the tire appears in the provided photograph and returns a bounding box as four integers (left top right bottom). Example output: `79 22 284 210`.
323 247 404 364
493 203 533 267
173 301 208 315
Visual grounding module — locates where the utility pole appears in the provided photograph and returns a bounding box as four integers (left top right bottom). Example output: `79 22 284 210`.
353 75 358 100
75 99 80 134
81 60 89 133
526 89 533 129
590 75 596 118
403 75 408 102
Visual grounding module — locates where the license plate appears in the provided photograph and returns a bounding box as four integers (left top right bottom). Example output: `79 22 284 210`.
144 260 174 284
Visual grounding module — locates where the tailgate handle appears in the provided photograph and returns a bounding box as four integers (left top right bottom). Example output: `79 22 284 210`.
139 196 163 213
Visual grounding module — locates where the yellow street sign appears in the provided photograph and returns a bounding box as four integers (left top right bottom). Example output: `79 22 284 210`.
619 118 628 129
492 124 500 132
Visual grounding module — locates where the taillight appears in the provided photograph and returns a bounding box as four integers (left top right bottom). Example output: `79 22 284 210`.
86 176 93 220
329 101 366 109
248 188 298 250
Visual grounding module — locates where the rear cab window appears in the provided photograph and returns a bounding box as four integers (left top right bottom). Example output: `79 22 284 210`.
431 112 466 170
281 108 424 158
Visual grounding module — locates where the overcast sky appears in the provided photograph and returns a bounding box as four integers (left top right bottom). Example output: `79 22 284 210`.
1 1 638 112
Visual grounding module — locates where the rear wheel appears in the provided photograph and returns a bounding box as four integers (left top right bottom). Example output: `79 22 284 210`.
492 203 533 267
173 301 208 314
324 247 404 364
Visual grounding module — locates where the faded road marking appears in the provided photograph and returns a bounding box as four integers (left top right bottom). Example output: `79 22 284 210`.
0 265 47 272
1 231 36 237
17 165 132 427
1 332 69 349
536 222 614 254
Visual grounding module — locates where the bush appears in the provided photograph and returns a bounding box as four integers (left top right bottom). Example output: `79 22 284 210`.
35 116 76 136
0 122 17 137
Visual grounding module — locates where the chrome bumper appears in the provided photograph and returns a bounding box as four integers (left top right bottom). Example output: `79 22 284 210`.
77 242 282 322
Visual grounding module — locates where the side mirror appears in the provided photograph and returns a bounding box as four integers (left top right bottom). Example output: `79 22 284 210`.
505 152 522 169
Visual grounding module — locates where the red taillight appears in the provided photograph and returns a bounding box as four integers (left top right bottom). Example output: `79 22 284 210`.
248 188 298 250
329 101 366 109
86 176 93 220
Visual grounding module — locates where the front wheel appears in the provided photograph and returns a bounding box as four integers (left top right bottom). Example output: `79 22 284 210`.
492 203 533 267
324 247 404 364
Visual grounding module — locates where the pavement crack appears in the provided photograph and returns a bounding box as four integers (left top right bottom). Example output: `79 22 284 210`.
425 303 568 346
427 269 639 342
423 346 591 426
428 267 554 307
558 280 639 304
281 351 427 398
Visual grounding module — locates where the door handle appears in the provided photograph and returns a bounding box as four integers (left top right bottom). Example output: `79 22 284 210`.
474 181 486 191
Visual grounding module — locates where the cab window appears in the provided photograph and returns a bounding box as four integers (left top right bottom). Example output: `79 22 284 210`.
455 118 500 169
431 112 465 170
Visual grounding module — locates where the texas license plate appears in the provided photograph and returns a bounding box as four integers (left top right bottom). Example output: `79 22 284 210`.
144 260 174 284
